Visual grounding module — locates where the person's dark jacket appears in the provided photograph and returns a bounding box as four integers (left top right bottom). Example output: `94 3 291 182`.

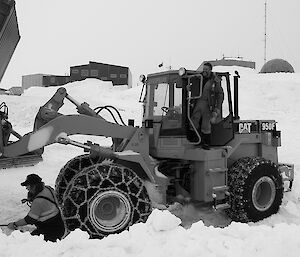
200 72 224 113
24 186 65 242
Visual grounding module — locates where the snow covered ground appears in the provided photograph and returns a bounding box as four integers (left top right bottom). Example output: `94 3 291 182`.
0 68 300 257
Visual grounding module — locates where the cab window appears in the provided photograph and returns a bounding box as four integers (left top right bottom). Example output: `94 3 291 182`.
153 82 182 116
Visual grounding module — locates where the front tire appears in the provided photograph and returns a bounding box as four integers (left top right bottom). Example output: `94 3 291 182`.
226 157 283 222
61 163 152 238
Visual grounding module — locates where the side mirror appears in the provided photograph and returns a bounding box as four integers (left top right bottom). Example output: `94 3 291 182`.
234 70 240 78
139 74 146 83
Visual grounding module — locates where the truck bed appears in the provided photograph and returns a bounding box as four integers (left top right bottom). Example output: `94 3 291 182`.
0 0 20 83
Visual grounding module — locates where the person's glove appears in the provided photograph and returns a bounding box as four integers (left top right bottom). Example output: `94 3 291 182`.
7 222 18 230
210 108 220 124
21 198 28 204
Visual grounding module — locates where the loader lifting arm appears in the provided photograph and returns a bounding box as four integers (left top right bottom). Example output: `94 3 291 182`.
2 114 137 157
0 87 137 169
33 87 105 131
1 87 140 156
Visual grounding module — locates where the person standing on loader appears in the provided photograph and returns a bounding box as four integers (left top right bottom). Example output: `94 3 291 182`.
188 62 224 149
7 174 65 242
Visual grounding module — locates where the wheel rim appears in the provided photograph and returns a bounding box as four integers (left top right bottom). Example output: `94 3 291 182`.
252 176 276 211
89 190 131 233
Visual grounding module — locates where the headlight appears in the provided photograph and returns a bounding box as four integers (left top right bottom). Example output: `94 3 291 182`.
178 67 186 76
139 74 146 83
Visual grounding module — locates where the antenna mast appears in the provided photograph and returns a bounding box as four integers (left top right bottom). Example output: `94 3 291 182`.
264 1 267 64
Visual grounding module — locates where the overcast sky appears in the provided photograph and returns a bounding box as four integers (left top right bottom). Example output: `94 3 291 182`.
1 0 299 88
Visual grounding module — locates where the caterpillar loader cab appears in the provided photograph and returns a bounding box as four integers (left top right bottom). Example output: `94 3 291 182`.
141 68 235 154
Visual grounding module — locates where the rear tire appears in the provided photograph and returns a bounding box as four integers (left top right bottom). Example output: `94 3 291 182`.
55 154 104 205
226 157 283 222
61 163 152 238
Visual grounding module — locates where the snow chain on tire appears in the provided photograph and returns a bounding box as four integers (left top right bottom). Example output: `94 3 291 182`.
61 163 152 239
55 154 104 205
226 157 283 222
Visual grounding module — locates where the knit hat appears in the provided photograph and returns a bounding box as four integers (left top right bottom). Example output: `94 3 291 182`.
21 174 42 186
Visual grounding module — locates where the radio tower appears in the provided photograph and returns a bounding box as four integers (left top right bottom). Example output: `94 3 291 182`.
264 1 267 64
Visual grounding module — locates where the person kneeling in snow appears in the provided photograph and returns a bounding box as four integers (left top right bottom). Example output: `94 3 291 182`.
7 174 65 242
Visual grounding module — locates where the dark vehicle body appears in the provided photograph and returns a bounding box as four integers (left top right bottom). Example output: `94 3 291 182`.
0 0 20 83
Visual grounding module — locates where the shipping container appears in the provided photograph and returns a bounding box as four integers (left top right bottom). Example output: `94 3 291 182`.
0 0 20 83
8 86 22 95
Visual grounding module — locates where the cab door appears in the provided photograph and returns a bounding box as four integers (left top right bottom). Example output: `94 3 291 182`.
211 73 234 146
183 72 234 146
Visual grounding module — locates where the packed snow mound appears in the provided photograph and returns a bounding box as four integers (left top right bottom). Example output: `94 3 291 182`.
2 79 144 132
22 79 140 109
2 209 300 257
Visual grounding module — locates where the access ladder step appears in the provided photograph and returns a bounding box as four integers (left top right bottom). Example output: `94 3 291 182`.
214 203 230 210
212 185 229 192
208 168 228 174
